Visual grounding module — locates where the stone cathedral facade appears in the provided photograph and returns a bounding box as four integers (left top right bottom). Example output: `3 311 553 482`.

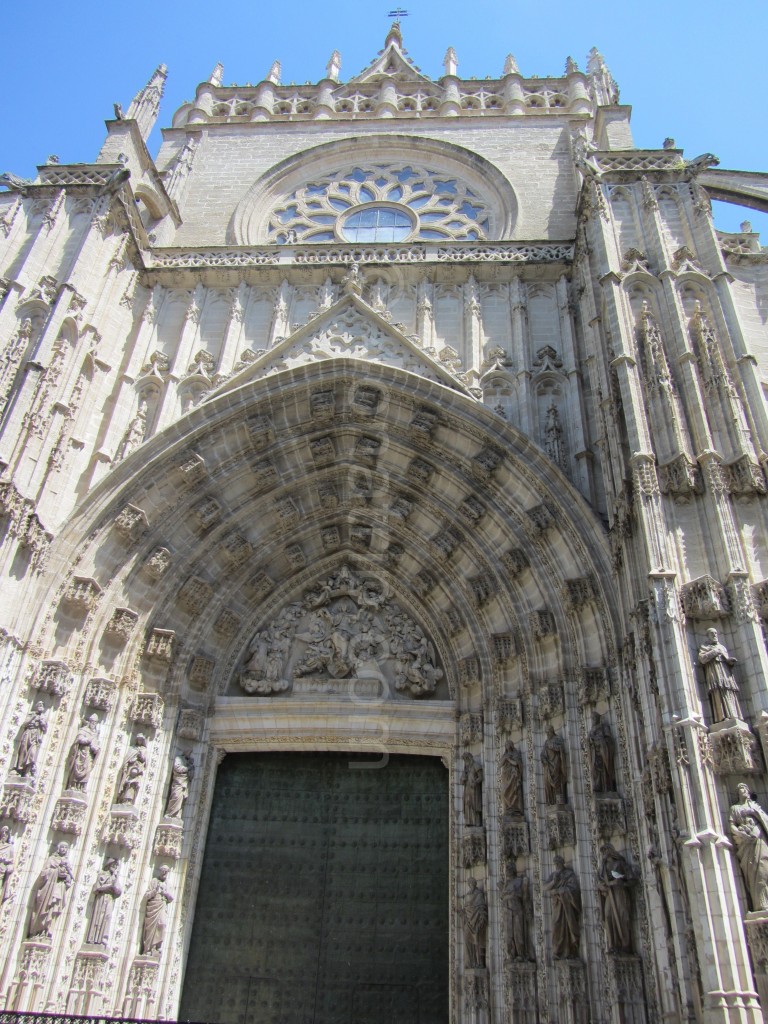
2 22 768 1024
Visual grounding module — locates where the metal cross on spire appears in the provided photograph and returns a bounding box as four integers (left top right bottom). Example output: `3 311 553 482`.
388 8 409 19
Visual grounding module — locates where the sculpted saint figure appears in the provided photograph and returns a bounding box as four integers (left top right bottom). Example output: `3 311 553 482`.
86 858 122 947
500 863 530 960
500 741 524 816
141 865 174 956
13 701 47 778
598 844 633 953
65 714 100 791
0 825 14 902
28 842 74 939
541 726 568 804
462 753 483 827
462 878 488 968
589 713 617 793
543 855 581 958
698 628 743 722
729 783 768 911
164 754 192 818
115 734 148 805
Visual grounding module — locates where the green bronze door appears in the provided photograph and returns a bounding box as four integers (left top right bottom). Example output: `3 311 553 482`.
180 752 449 1024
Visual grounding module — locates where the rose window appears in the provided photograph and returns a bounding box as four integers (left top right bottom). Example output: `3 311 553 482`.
268 164 492 244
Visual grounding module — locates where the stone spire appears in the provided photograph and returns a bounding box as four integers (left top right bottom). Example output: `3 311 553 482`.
503 54 520 75
209 63 224 86
125 64 167 142
443 47 458 77
266 61 281 85
326 51 342 82
586 47 619 105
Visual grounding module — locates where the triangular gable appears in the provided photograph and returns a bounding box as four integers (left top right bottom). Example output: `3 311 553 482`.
350 25 431 85
209 293 475 398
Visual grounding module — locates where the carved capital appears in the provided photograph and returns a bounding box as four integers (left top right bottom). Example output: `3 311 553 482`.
538 681 565 720
496 696 523 732
30 659 73 697
502 816 530 858
596 795 627 838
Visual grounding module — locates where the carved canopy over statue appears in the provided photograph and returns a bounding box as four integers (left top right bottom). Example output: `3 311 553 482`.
239 564 444 698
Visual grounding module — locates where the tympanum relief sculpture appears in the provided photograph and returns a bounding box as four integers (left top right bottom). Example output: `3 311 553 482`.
238 564 444 698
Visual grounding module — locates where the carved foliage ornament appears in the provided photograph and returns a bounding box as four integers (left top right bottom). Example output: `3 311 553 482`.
239 564 444 698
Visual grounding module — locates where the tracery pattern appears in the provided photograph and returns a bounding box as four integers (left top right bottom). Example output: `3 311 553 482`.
268 164 492 244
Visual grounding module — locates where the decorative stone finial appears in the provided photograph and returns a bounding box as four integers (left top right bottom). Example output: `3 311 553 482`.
326 51 342 82
503 54 519 75
741 221 753 233
385 21 403 48
443 47 458 77
125 64 168 142
266 61 281 85
663 137 676 150
565 56 578 74
209 63 224 86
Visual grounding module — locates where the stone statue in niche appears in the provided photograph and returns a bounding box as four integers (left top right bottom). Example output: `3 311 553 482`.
500 863 531 960
729 783 768 911
12 701 47 779
543 855 581 958
541 725 568 804
462 753 483 826
462 878 488 968
141 865 174 956
698 628 743 722
500 740 524 817
65 714 100 791
589 713 617 793
28 841 74 939
0 825 14 902
86 858 122 947
239 564 443 699
598 844 633 953
164 754 193 818
115 734 148 805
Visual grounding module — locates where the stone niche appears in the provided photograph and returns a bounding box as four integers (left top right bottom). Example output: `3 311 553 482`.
235 563 446 700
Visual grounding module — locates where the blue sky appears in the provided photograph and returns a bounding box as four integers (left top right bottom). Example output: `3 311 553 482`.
2 0 766 234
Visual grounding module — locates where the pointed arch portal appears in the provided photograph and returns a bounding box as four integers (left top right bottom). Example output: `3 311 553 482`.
21 355 619 1021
